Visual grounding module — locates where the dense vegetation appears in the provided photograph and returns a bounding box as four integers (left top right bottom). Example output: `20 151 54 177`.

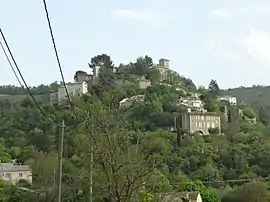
0 54 270 201
227 85 270 124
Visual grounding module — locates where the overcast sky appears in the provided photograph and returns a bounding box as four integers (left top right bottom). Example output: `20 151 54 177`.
1 0 270 88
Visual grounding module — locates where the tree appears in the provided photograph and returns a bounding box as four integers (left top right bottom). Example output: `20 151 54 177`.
181 181 220 202
208 128 220 135
132 56 153 76
209 79 220 95
243 107 257 119
95 66 116 94
144 55 153 67
90 54 114 69
3 55 270 201
147 68 161 84
222 181 269 202
74 102 158 201
89 54 116 95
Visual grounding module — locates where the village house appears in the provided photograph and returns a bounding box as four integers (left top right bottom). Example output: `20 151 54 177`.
50 81 88 105
73 70 92 83
238 109 257 124
218 95 237 105
179 92 204 111
138 76 151 89
179 98 204 111
181 108 221 135
153 58 172 82
0 160 32 185
119 95 145 107
161 191 203 202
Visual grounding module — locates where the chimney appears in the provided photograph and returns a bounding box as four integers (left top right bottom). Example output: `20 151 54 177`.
12 159 17 165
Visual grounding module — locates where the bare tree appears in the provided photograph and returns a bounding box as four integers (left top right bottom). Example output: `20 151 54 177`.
75 102 157 201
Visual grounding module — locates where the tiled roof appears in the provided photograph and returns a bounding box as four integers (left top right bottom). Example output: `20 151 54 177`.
0 163 31 172
186 111 219 116
160 191 200 202
159 58 170 61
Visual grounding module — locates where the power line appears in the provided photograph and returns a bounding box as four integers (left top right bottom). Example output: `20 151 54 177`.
170 176 270 185
42 0 78 121
0 41 23 87
0 28 49 122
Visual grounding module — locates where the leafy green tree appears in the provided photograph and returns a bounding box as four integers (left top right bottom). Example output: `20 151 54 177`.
243 107 257 119
3 55 270 201
147 68 161 84
132 56 153 76
222 181 269 202
90 54 113 69
182 181 220 202
209 79 220 96
138 187 154 202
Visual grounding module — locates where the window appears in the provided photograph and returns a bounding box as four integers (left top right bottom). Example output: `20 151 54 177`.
198 122 202 128
19 173 23 177
211 122 215 128
201 116 204 120
195 122 199 127
207 122 210 128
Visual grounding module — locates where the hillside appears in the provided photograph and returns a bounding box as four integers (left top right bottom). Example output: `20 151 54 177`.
0 54 269 201
227 85 270 122
0 83 59 104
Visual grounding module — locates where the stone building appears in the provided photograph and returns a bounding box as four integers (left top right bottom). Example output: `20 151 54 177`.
50 81 88 105
0 160 32 185
155 58 171 81
181 109 221 135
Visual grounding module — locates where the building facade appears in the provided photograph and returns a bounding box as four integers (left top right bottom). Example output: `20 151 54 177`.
74 71 92 83
138 76 151 89
154 58 171 82
159 58 170 69
179 99 204 111
58 82 88 104
119 95 145 107
218 96 237 105
50 81 88 105
0 162 32 185
182 111 221 135
161 191 202 202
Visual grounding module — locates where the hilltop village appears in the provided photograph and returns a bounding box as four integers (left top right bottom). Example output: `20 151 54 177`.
0 54 268 201
49 57 255 136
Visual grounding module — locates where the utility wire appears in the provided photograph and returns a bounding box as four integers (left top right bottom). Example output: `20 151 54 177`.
170 176 270 185
42 0 79 122
0 41 23 88
0 28 51 123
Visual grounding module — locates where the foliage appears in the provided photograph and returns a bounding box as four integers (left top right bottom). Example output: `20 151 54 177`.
243 107 257 119
227 85 270 124
183 181 220 202
138 187 154 202
209 79 220 96
0 54 269 201
221 181 269 202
